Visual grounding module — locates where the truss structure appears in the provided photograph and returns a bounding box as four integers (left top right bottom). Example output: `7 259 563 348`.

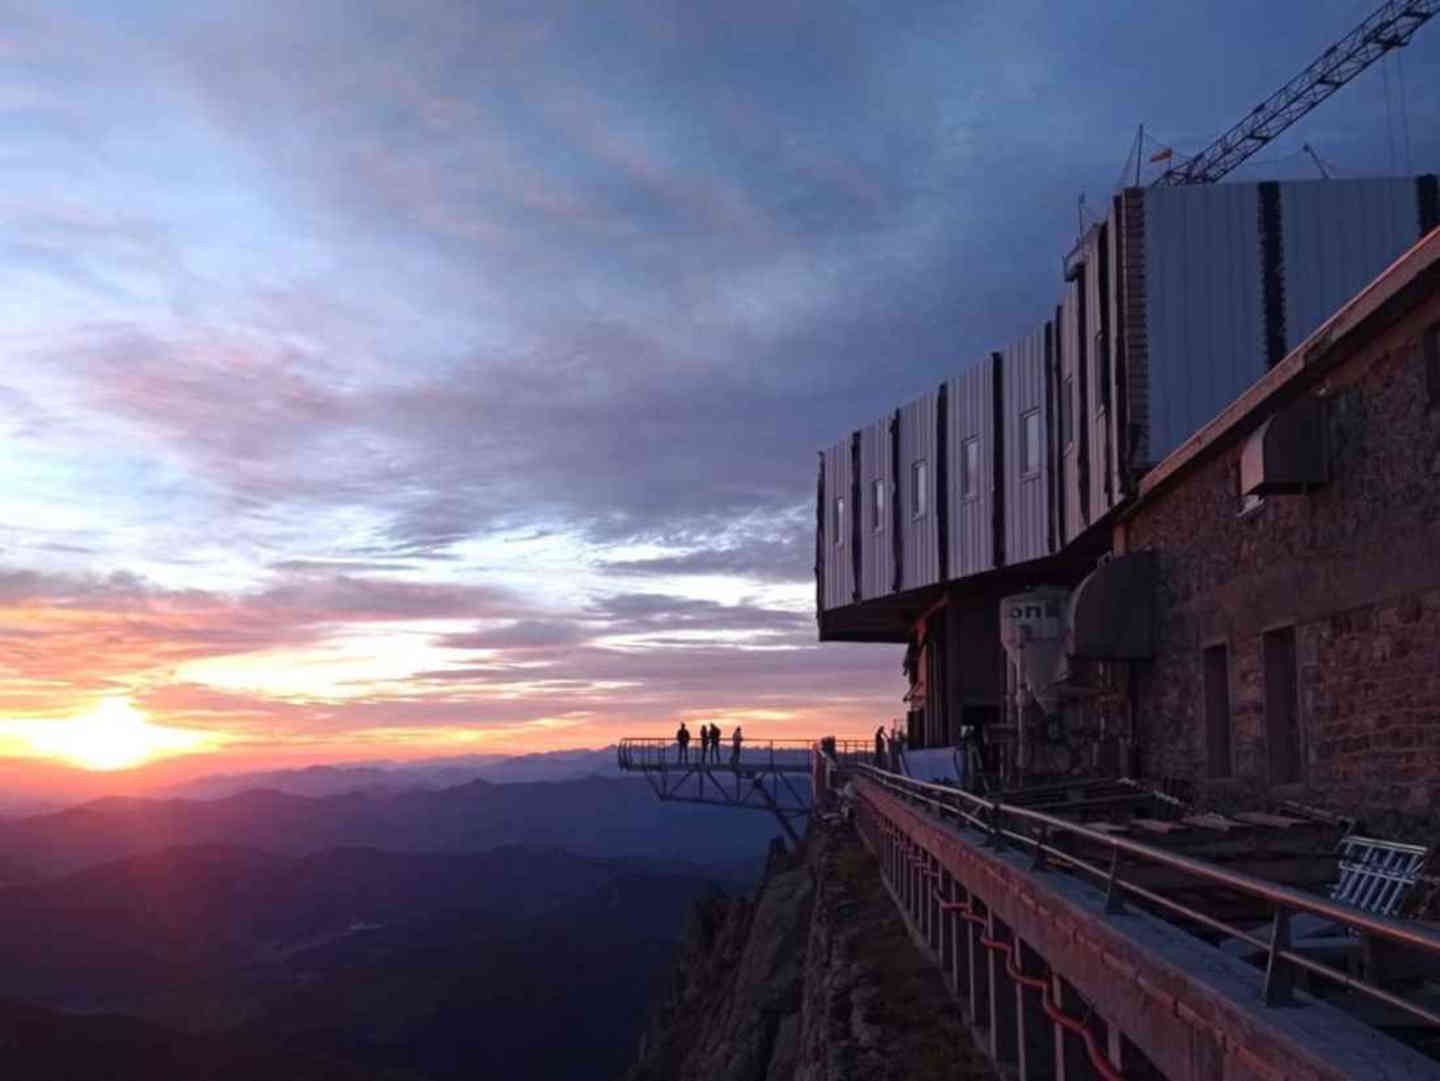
1156 0 1438 186
635 763 811 845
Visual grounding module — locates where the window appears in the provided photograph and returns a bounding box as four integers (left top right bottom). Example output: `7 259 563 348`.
1203 645 1232 779
871 479 885 531
960 438 980 500
1062 376 1075 447
911 459 927 518
1020 409 1041 477
1263 626 1301 785
1425 322 1439 408
833 497 845 545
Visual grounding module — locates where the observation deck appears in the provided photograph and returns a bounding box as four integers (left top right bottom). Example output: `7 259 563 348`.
617 737 864 844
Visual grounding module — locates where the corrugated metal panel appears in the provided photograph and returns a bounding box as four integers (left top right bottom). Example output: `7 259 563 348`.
1084 224 1113 525
858 419 893 601
1002 326 1050 565
1281 177 1418 349
1144 183 1264 460
945 361 993 577
1059 283 1084 546
898 391 940 591
820 440 854 610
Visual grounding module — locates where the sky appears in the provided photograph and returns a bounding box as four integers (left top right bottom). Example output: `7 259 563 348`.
1 0 1437 778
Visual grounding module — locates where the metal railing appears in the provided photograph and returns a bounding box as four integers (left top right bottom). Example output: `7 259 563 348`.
618 737 867 773
836 758 1440 1029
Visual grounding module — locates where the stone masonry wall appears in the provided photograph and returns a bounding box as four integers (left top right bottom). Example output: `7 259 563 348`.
1123 286 1440 821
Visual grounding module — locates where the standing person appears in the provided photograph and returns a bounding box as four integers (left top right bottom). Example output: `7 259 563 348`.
730 726 743 769
709 723 721 764
676 721 690 764
874 725 886 767
700 723 712 764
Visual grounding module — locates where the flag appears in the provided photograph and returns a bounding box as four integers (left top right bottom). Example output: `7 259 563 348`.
1149 147 1174 163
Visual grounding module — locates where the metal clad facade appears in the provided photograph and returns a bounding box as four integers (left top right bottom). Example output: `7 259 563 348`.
898 392 940 591
858 419 894 601
1281 177 1418 349
1059 285 1084 545
820 441 854 610
1084 225 1112 526
945 362 994 576
1144 183 1264 461
1002 327 1050 565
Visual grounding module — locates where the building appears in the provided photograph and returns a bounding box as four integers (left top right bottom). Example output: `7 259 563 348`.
816 175 1440 817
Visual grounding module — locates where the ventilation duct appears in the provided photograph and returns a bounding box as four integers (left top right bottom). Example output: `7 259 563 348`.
1240 396 1326 496
1067 551 1157 660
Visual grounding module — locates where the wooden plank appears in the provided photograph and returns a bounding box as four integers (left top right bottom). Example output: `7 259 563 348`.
1231 811 1308 829
1131 818 1187 834
1180 813 1249 832
1083 821 1131 834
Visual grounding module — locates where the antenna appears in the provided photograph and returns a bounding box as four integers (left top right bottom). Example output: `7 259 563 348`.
1302 143 1332 179
1155 0 1437 186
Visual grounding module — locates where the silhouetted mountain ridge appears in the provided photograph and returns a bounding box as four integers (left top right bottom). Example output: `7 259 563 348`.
0 773 778 880
0 840 730 1080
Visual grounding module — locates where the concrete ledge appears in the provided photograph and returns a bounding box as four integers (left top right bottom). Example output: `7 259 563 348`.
858 780 1440 1081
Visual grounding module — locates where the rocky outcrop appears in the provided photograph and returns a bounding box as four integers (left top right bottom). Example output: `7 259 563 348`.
623 827 994 1081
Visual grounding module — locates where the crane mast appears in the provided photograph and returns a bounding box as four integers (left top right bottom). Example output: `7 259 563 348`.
1155 0 1438 186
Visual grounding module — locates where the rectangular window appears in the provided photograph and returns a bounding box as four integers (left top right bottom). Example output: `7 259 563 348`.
1062 376 1075 447
960 438 980 499
871 479 885 532
1263 626 1301 785
1203 645 1232 779
1020 409 1041 477
1425 322 1439 408
911 460 927 518
833 497 844 545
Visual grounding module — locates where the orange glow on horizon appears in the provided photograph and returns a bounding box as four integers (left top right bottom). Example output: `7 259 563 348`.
14 698 221 771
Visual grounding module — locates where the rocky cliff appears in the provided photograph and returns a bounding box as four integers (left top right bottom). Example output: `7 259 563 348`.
622 823 994 1081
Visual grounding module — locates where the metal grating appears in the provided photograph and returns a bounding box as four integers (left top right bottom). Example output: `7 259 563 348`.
1331 835 1428 916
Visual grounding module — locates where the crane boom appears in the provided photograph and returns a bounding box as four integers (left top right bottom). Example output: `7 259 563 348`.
1155 0 1438 186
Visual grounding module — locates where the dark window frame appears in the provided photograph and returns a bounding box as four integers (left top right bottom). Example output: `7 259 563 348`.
1062 376 1075 447
911 459 928 519
1263 625 1303 786
1203 644 1233 779
1020 408 1041 478
960 437 980 500
1424 322 1439 408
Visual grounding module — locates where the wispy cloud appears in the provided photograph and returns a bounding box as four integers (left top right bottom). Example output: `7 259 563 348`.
0 0 1435 769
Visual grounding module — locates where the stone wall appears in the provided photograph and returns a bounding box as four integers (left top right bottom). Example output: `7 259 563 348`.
1123 286 1440 821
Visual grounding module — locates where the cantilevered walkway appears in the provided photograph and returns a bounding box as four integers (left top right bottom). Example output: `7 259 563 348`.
617 737 853 844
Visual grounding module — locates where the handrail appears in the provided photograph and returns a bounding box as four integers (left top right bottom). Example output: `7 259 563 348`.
618 736 869 771
837 758 1440 1030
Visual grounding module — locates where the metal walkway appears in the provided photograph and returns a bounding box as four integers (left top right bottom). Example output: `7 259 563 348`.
826 753 1440 1080
617 737 839 844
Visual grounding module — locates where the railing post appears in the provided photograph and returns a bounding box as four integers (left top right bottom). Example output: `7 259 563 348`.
1262 907 1294 1006
1103 848 1126 915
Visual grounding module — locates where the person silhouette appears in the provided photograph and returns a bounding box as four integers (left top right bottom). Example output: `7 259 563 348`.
730 726 743 769
676 721 690 764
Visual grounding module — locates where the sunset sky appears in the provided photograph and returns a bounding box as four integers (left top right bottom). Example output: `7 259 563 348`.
2 1 1437 778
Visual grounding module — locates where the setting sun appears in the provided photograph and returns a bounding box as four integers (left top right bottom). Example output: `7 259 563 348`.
20 699 217 772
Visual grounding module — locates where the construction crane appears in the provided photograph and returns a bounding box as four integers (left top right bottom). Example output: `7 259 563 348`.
1155 0 1438 186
